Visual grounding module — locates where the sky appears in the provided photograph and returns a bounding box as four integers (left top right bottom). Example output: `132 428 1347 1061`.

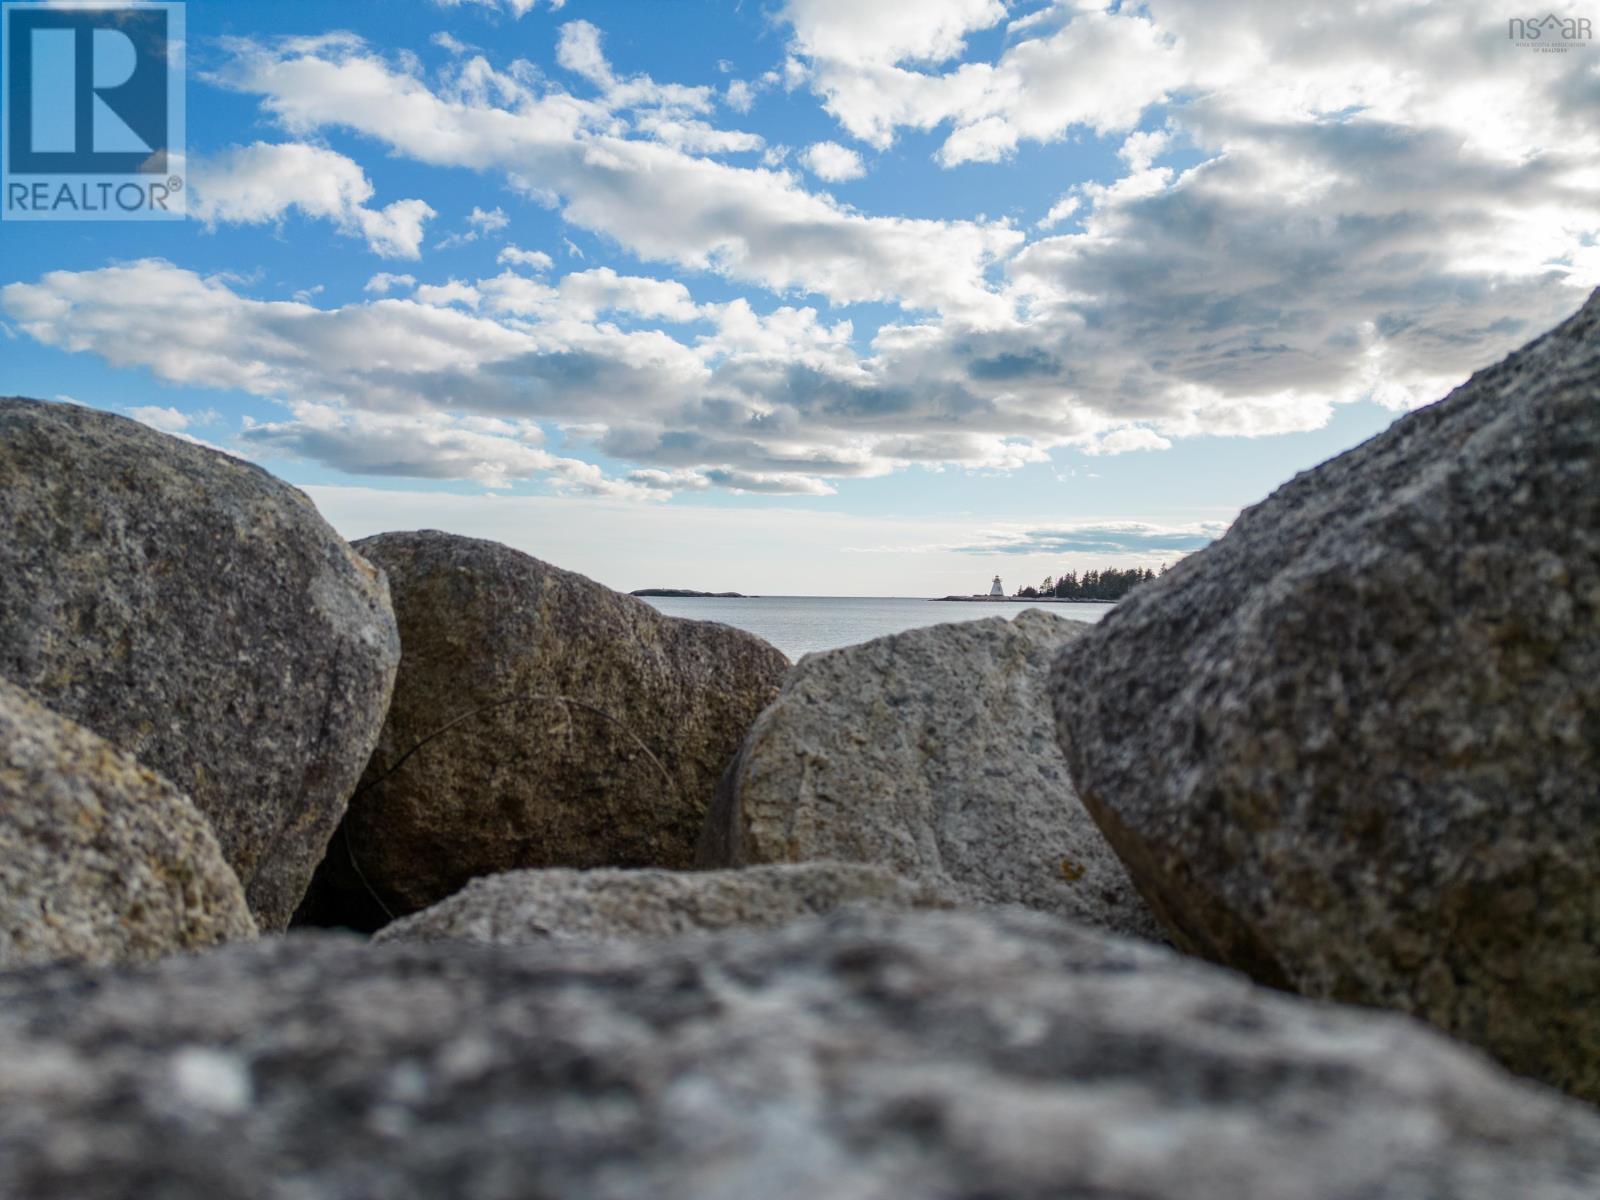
1 0 1596 596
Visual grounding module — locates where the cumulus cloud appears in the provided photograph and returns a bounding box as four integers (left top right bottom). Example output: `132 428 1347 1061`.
238 404 650 493
783 0 1005 67
469 205 509 232
498 245 554 271
204 33 1021 318
6 245 1593 503
191 142 435 258
555 20 612 88
0 259 1050 493
780 4 1186 159
12 3 1600 505
551 267 704 322
414 279 482 308
798 140 866 182
364 272 417 294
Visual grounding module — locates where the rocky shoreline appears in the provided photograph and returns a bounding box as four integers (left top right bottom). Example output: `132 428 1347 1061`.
0 290 1596 1198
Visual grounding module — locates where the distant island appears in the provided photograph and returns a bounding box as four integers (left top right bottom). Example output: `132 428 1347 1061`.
934 566 1163 604
631 588 751 598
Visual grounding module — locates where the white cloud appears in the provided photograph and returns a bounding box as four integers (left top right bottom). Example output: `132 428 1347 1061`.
936 117 1016 166
13 4 1599 506
1118 128 1170 172
1034 193 1079 231
498 245 554 271
126 405 192 433
703 468 836 495
555 19 612 87
786 0 1600 180
436 204 513 249
431 0 562 18
240 403 647 493
354 198 436 259
550 23 766 156
206 34 1021 317
469 205 509 232
550 267 703 323
1083 427 1174 456
414 279 482 308
365 272 417 294
430 32 474 56
6 251 1593 505
631 111 764 155
554 19 716 115
787 6 1185 159
798 140 866 182
191 141 435 258
783 0 1005 67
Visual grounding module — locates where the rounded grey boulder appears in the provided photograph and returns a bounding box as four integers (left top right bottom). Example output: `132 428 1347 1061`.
2 910 1598 1199
298 530 790 927
0 399 401 931
0 676 256 966
699 611 1162 941
374 862 952 944
1050 290 1600 1098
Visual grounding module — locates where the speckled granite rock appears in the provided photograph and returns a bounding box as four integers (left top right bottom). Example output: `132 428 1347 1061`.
3 909 1599 1199
374 862 951 945
698 611 1160 941
0 399 400 931
0 677 256 966
297 531 790 929
1050 290 1600 1098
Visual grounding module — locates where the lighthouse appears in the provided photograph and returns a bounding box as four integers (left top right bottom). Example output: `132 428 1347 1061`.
989 574 1004 597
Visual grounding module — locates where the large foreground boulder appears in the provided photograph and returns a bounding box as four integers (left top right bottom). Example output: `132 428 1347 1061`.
699 612 1160 941
3 910 1599 1199
298 531 790 928
374 862 950 945
0 677 256 966
0 399 401 931
1050 291 1600 1097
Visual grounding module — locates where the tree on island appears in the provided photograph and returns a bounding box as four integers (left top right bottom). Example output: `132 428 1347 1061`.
1013 566 1160 601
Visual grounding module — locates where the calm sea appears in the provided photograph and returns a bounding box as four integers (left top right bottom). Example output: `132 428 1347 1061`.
636 595 1117 660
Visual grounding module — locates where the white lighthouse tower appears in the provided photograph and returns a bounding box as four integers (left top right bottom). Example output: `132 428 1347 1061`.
989 574 1004 597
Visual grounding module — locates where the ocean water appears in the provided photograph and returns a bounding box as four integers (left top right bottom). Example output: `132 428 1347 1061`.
636 595 1117 660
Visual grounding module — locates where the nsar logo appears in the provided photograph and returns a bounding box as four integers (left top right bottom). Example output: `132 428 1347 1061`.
1508 12 1594 50
2 1 185 220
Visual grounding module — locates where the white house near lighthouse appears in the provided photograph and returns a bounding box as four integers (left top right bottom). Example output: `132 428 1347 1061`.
989 575 1004 597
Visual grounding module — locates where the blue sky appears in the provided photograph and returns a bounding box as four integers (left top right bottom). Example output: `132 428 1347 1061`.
2 0 1595 594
